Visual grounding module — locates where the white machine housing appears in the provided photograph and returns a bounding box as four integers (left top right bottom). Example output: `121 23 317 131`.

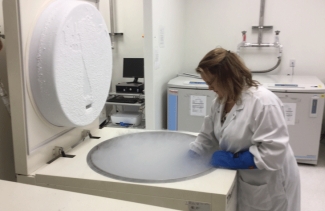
253 74 325 165
168 75 325 165
167 76 215 132
3 1 237 211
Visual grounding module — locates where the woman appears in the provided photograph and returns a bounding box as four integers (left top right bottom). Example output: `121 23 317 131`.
189 48 300 211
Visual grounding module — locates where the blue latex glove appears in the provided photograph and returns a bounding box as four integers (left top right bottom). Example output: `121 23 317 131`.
210 150 257 169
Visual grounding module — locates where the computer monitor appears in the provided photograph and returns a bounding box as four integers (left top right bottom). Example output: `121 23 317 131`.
123 58 144 84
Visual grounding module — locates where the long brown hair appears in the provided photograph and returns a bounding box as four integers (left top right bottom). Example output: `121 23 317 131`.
196 48 259 103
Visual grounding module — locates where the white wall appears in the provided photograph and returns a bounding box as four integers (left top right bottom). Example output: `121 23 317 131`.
144 0 186 129
100 0 145 92
143 0 325 130
183 0 325 133
0 0 16 181
183 0 325 80
99 0 145 119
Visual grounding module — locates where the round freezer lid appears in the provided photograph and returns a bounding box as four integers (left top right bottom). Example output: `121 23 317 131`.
28 0 112 127
87 131 214 183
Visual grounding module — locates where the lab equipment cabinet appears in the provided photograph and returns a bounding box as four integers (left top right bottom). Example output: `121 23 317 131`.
167 76 215 132
254 74 325 165
168 75 325 165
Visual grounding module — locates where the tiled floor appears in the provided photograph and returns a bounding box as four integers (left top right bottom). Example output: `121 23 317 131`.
298 141 325 211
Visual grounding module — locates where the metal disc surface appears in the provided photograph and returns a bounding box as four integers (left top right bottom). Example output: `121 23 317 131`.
87 131 213 183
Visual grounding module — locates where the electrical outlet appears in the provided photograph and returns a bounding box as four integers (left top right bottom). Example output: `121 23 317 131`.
290 59 296 67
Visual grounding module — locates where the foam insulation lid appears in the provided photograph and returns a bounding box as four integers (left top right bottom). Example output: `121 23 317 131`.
28 0 112 127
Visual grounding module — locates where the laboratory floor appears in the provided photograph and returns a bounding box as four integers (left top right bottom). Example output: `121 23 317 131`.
298 140 325 211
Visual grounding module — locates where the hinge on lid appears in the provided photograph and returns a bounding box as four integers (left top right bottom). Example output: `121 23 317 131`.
47 146 75 164
82 130 101 140
47 130 101 164
70 130 101 149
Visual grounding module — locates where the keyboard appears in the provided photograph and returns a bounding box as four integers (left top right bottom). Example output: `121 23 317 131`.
107 97 139 104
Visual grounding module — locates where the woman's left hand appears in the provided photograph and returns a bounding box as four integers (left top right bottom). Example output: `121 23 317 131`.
210 150 257 169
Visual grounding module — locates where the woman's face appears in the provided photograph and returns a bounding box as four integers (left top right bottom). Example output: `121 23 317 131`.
200 71 223 97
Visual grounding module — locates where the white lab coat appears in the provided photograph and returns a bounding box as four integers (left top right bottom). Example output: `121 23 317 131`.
190 86 300 211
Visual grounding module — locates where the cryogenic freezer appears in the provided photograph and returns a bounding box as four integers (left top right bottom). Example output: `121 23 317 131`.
167 74 325 165
168 76 215 132
254 74 325 165
3 1 237 211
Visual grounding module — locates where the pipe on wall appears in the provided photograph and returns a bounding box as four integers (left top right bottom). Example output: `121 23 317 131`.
109 0 115 49
237 0 282 73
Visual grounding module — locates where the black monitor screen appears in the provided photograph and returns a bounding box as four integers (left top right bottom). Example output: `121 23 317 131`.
123 58 144 83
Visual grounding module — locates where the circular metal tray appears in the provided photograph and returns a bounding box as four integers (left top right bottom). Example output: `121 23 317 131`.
87 131 213 183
